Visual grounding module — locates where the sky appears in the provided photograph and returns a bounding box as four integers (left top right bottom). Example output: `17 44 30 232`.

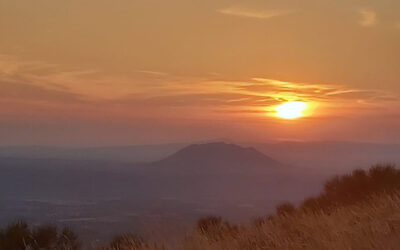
1 0 400 146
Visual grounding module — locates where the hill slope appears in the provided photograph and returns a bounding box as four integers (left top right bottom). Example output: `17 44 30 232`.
147 142 284 174
179 192 400 250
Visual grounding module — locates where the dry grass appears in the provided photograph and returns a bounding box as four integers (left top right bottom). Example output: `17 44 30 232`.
106 193 400 250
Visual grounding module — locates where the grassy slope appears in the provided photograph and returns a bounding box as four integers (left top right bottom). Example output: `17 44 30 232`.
109 193 400 250
184 193 400 250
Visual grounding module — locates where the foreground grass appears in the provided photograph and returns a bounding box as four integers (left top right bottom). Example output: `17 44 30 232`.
106 192 400 250
186 193 400 250
104 165 400 250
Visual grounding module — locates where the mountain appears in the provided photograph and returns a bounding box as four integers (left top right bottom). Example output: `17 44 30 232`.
146 142 285 174
0 143 317 204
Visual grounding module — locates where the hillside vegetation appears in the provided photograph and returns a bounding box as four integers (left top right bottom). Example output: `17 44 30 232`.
2 164 400 250
180 192 400 250
103 164 400 250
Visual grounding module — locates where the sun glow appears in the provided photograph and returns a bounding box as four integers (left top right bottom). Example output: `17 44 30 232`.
275 101 307 119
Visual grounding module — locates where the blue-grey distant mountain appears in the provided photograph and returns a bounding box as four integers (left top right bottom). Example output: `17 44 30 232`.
146 142 285 174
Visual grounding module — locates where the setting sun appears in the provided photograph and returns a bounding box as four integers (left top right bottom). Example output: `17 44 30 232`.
275 101 307 119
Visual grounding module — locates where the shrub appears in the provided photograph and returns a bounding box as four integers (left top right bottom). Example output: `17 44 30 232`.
31 225 58 249
0 221 80 250
107 234 147 250
0 221 31 250
57 227 81 250
195 216 238 241
276 202 296 217
301 164 400 212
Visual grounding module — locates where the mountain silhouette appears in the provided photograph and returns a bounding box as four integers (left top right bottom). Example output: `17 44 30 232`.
147 142 284 174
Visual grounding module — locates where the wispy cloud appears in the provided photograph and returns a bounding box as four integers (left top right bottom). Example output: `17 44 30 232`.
228 78 397 105
110 77 397 114
0 81 81 103
1 54 397 119
135 70 168 76
358 8 377 27
114 93 276 107
218 6 295 20
0 55 165 100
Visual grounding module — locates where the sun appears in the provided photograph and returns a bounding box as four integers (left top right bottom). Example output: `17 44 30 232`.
275 101 307 119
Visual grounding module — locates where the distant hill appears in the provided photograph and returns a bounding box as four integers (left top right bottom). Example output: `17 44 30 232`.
254 141 400 173
2 141 400 173
0 144 186 163
148 142 284 174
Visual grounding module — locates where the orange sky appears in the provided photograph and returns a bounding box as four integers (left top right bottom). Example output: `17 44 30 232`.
1 0 400 145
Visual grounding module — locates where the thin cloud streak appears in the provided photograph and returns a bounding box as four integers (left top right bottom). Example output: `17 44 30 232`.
135 70 168 76
230 78 398 105
0 81 82 103
218 6 295 19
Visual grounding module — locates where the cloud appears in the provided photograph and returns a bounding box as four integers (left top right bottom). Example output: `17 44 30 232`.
0 55 148 100
110 77 397 116
112 91 279 108
0 81 81 103
135 70 168 76
358 8 377 27
226 78 397 105
218 6 295 19
325 89 398 102
1 54 397 119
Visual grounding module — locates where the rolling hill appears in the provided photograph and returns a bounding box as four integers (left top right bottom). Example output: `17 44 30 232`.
146 142 284 174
